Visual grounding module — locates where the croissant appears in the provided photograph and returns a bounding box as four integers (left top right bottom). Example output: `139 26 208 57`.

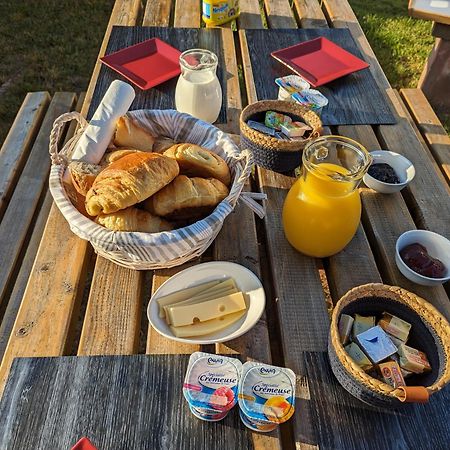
144 175 229 220
96 207 172 233
85 152 179 216
164 143 231 186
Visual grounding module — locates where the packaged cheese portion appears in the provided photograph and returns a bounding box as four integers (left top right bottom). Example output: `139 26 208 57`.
356 326 397 364
156 279 222 317
378 361 406 388
378 312 411 342
398 344 431 373
168 292 247 327
345 342 373 371
352 314 375 339
170 310 246 337
338 314 354 345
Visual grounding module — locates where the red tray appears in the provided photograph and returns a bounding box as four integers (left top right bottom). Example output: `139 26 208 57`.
71 437 97 450
271 37 369 87
100 38 181 90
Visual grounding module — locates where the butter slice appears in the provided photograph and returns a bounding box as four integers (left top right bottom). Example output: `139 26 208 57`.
156 279 222 317
170 310 246 337
168 292 247 327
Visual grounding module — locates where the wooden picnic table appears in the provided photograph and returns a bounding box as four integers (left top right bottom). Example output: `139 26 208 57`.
0 0 449 449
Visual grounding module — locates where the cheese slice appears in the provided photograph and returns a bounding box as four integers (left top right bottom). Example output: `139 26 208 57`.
163 285 238 324
167 292 247 327
170 310 246 338
156 279 223 318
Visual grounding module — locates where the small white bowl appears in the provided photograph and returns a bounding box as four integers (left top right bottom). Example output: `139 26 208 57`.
363 150 415 194
395 230 450 286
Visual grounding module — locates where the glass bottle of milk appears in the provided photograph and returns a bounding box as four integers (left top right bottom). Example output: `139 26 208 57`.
175 49 222 123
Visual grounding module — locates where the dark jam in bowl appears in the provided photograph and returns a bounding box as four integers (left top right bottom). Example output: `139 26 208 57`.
368 163 400 184
400 243 446 278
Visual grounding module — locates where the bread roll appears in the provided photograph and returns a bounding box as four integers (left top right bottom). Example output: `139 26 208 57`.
114 116 155 151
164 144 231 186
68 161 103 196
85 152 179 216
96 207 172 232
144 175 229 220
65 182 91 217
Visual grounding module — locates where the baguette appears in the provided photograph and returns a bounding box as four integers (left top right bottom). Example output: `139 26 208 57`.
144 175 229 220
85 152 179 216
114 116 155 151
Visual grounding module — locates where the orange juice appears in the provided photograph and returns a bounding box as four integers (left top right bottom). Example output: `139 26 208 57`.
282 163 362 258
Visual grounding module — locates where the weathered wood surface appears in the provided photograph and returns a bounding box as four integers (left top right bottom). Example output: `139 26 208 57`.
264 0 297 29
243 28 396 126
0 355 253 450
143 0 171 26
174 0 201 28
0 93 76 311
89 27 227 124
400 88 450 183
0 92 50 219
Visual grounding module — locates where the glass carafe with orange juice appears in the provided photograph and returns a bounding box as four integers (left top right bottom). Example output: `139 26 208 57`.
282 136 372 258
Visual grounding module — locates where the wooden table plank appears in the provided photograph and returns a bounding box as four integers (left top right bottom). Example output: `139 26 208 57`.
0 0 142 399
264 0 297 28
174 0 201 28
0 92 50 220
0 92 76 311
239 0 265 29
377 90 450 238
293 0 328 28
400 88 450 184
0 355 254 450
142 0 172 26
78 259 143 356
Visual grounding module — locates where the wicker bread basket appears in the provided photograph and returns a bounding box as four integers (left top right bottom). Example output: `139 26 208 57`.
240 100 322 172
48 109 266 270
329 283 450 408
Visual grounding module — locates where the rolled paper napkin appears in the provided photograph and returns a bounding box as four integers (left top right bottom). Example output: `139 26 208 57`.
63 80 135 184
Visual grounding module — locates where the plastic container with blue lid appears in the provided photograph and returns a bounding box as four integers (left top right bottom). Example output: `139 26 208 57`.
238 361 296 432
183 352 242 421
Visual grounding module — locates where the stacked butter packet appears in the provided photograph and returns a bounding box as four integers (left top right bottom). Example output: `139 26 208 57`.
183 352 296 432
339 312 431 388
247 110 312 142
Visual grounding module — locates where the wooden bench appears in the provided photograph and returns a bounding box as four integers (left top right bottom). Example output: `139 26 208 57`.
0 91 83 359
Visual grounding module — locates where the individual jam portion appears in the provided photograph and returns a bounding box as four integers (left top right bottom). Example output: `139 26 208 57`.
368 163 400 184
400 243 446 278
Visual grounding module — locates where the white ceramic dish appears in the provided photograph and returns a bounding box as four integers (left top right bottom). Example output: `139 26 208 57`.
395 230 450 286
363 150 415 194
147 261 266 344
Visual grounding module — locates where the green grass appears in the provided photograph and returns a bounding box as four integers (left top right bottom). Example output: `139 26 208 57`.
0 0 114 144
348 0 434 89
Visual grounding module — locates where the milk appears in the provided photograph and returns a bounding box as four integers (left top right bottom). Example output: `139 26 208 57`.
175 69 222 123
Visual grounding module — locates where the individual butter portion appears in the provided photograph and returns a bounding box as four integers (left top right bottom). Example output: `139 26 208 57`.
338 314 354 345
378 361 406 388
386 333 404 349
356 326 397 364
398 344 431 373
345 342 373 371
167 292 247 327
378 312 411 342
156 279 222 317
352 314 375 339
170 310 246 338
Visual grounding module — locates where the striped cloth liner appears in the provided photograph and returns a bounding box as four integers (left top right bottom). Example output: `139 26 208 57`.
49 109 256 270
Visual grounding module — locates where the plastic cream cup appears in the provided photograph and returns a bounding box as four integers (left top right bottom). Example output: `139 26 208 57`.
238 362 296 433
292 89 328 116
183 352 243 421
275 75 310 101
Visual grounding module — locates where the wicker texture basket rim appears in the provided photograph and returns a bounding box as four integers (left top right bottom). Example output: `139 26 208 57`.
240 99 322 153
330 283 450 400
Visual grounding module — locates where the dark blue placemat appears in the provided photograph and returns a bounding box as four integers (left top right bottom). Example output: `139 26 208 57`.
245 28 396 126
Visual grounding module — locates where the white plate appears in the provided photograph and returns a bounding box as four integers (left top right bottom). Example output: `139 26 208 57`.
147 261 266 344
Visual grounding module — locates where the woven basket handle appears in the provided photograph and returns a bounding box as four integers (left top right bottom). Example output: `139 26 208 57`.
49 111 88 166
228 149 266 219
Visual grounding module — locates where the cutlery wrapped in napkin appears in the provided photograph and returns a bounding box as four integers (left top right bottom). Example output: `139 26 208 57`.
63 80 135 184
